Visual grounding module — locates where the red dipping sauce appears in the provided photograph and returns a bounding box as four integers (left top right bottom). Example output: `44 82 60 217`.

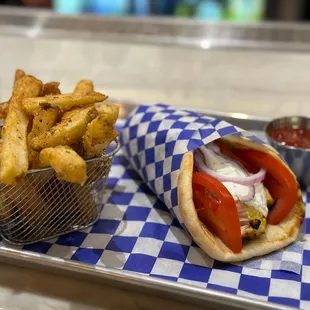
268 127 310 149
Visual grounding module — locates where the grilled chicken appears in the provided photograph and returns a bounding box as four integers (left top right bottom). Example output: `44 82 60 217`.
242 205 267 239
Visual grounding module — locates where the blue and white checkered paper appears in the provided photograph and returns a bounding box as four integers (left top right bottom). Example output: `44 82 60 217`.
119 103 305 274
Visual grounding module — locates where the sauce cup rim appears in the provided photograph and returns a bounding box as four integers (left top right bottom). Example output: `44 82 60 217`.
264 115 310 152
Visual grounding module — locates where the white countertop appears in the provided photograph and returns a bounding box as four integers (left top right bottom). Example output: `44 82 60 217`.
0 35 309 309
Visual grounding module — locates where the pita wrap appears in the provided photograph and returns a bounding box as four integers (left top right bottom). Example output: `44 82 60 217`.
178 135 306 262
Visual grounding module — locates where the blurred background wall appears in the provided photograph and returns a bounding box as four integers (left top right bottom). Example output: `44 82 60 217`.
0 0 309 23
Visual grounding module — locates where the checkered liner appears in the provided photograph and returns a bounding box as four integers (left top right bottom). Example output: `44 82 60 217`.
119 103 306 275
1 106 309 310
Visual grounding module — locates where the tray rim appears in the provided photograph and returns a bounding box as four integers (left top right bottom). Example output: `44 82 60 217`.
0 101 298 310
0 246 296 310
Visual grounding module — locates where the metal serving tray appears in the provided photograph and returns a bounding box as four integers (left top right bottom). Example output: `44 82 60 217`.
0 101 296 310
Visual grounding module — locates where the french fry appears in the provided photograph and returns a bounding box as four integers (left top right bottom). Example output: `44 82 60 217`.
13 69 26 89
22 92 107 115
31 106 98 151
95 101 119 123
74 80 94 94
0 75 43 185
84 130 118 159
0 134 13 222
28 103 61 169
39 146 87 185
83 113 119 159
82 102 119 158
0 69 26 120
31 103 60 133
41 82 61 96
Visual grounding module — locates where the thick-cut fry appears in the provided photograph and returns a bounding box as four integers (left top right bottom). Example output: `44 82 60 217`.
84 130 118 159
95 102 119 118
13 69 26 89
28 103 61 169
74 80 94 94
0 70 27 119
22 92 107 115
14 69 26 82
31 106 98 151
39 146 87 185
83 113 119 159
32 103 61 133
83 113 118 147
95 102 119 122
41 82 61 96
83 102 119 158
0 75 43 185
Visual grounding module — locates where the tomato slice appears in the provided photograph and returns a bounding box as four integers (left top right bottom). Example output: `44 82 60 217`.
192 172 242 253
214 141 258 173
233 149 298 225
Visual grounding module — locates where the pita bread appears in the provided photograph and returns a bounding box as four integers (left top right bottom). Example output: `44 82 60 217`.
178 135 305 262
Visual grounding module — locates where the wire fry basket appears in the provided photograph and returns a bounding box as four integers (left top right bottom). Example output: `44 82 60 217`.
0 142 120 246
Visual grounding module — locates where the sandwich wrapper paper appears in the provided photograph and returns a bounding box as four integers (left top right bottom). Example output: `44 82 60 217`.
3 103 309 309
119 103 306 274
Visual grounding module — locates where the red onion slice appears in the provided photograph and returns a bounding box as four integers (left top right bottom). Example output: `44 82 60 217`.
237 202 249 234
201 144 256 202
196 147 266 187
237 202 248 225
194 146 259 235
241 225 249 235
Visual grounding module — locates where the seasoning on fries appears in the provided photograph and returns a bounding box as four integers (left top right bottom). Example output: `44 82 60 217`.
0 69 119 186
0 75 43 185
31 106 98 151
22 92 107 115
74 80 94 95
0 69 26 120
27 103 61 169
40 145 87 185
41 81 61 96
83 103 120 159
